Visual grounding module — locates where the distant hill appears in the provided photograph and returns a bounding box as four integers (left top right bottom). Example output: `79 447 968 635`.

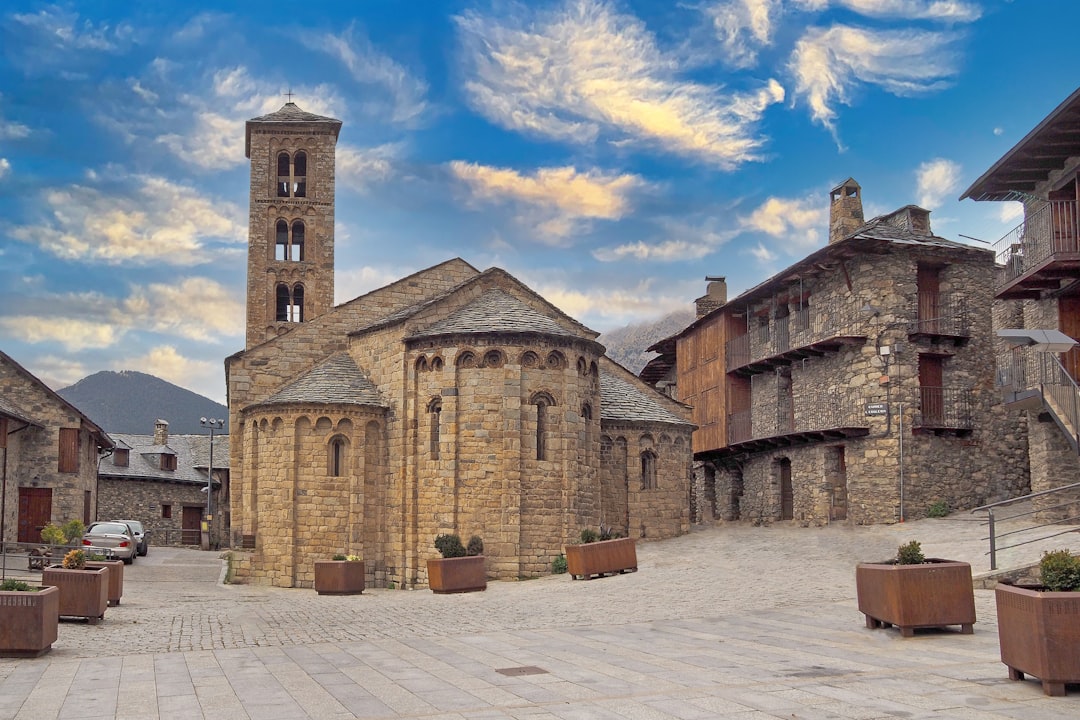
599 308 695 375
57 371 228 436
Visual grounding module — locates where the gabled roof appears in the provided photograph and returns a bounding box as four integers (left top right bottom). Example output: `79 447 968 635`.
962 87 1080 201
408 288 580 340
0 394 38 426
600 367 691 426
245 102 343 157
100 433 228 485
0 349 111 446
261 353 386 407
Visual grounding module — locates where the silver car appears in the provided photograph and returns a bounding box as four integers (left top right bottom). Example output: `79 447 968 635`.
113 519 148 556
83 521 137 564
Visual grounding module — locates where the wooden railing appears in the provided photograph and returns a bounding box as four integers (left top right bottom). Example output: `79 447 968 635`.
993 200 1079 284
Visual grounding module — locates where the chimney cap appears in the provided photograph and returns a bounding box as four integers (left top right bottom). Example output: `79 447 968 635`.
705 275 726 282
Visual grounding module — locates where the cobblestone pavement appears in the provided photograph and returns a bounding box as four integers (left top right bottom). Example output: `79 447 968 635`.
1 514 1078 719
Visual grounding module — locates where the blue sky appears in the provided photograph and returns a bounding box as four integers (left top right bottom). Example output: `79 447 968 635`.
0 0 1075 405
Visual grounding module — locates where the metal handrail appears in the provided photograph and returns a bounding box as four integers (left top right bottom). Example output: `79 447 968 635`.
992 200 1079 284
997 347 1080 449
970 482 1080 570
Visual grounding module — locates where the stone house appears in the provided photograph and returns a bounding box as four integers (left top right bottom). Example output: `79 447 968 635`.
1 349 113 546
961 86 1080 520
645 180 1027 526
97 420 230 547
226 103 695 589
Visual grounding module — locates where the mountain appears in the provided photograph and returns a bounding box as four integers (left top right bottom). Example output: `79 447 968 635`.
57 371 228 436
599 308 695 375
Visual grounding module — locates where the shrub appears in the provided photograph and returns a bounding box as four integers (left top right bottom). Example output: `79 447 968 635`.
62 549 86 569
551 554 567 574
1 579 33 591
926 500 949 518
598 525 623 541
1039 549 1080 592
332 554 347 561
87 553 108 561
346 554 362 562
40 524 65 545
61 519 86 544
434 533 466 559
579 528 599 544
466 535 484 557
895 540 925 565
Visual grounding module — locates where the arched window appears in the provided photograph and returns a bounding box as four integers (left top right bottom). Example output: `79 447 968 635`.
428 398 442 459
640 450 657 490
531 392 555 461
275 283 304 322
274 219 305 261
276 151 308 198
329 436 347 477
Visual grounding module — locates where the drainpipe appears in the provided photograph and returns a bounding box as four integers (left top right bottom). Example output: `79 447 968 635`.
1 421 33 580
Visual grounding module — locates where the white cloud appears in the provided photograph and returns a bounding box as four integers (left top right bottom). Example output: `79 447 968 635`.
115 346 226 404
336 266 409 305
337 144 400 192
594 216 737 262
915 158 961 209
118 277 243 341
999 202 1023 225
10 6 133 52
307 24 428 125
704 0 782 68
530 278 691 327
31 355 90 391
12 175 246 265
748 242 778 263
740 195 827 250
789 24 959 139
993 127 1004 136
450 161 645 244
0 158 9 179
457 0 785 168
795 0 981 22
0 316 118 351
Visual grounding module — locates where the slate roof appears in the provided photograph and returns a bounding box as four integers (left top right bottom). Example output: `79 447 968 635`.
409 289 579 340
599 369 690 426
100 433 228 486
245 102 342 157
0 395 37 425
263 353 386 407
852 216 973 251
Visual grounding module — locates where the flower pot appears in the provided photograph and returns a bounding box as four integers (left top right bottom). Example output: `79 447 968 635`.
995 583 1080 696
427 555 486 593
314 560 365 595
565 537 638 580
855 559 975 637
41 566 109 624
86 559 124 606
0 585 59 657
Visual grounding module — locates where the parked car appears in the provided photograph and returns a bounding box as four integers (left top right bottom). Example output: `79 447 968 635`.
114 519 149 556
82 521 137 564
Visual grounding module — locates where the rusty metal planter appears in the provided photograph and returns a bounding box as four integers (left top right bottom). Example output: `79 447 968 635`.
855 559 975 637
995 583 1080 696
565 537 638 580
0 585 59 657
314 560 365 595
427 556 486 593
41 566 109 624
86 560 124 606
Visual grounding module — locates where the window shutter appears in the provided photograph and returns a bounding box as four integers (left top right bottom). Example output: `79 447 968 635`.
58 428 79 472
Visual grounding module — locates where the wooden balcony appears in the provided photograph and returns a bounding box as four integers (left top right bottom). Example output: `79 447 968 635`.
994 201 1080 300
719 390 872 459
725 304 866 375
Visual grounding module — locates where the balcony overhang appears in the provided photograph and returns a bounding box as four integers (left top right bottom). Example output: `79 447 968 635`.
996 253 1080 300
700 425 871 462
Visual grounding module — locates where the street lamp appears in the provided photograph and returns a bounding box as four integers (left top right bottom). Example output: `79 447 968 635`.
200 417 224 548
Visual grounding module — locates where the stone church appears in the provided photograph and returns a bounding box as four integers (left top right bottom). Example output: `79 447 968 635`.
225 103 694 589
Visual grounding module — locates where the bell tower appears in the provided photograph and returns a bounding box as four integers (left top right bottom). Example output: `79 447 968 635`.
244 102 342 348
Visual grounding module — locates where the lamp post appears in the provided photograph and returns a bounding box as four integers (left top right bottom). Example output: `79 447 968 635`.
200 417 224 550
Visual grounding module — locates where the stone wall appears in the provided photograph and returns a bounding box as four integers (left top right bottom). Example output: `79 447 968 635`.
97 477 212 546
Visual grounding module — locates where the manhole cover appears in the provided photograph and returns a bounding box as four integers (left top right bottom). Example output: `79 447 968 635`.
495 666 548 676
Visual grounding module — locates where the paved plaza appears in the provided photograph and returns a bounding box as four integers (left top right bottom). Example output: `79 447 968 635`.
2 514 1079 719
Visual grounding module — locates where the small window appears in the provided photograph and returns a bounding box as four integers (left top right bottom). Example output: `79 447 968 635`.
160 453 177 471
0 417 7 448
58 428 79 473
162 504 172 519
428 399 442 459
113 448 129 467
276 151 308 198
641 450 657 490
275 284 304 322
84 490 92 525
329 436 347 477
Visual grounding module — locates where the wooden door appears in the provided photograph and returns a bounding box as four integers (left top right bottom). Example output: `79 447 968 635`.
778 459 793 520
182 506 203 545
919 355 945 425
917 265 942 334
18 488 52 544
829 447 848 521
1059 296 1080 381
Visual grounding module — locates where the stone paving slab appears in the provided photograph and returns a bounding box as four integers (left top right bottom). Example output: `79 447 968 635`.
2 515 1079 718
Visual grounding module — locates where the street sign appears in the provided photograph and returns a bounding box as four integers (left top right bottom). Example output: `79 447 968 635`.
865 402 888 416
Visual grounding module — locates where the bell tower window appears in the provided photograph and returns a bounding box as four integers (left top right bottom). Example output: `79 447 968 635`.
275 283 305 322
274 220 306 261
276 151 308 198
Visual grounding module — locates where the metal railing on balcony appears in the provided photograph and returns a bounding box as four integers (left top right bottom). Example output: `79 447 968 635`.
997 347 1080 450
993 200 1079 284
912 291 970 337
911 386 974 430
724 300 866 372
726 387 871 445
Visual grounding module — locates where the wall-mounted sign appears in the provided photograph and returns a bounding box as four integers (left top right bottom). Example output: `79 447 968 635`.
865 402 888 416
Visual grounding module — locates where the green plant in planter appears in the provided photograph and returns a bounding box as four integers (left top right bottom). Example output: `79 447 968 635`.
1039 549 1080 592
434 533 467 558
346 554 362 562
579 528 599 544
61 520 85 544
332 553 347 561
62 549 86 569
551 554 568 574
466 535 484 556
40 524 65 546
0 579 35 591
86 553 108 561
895 540 925 565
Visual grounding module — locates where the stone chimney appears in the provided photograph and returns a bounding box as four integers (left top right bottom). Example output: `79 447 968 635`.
829 178 864 244
695 276 727 317
882 205 932 235
153 419 169 446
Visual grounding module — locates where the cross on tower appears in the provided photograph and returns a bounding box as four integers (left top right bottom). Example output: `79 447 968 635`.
285 89 295 103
